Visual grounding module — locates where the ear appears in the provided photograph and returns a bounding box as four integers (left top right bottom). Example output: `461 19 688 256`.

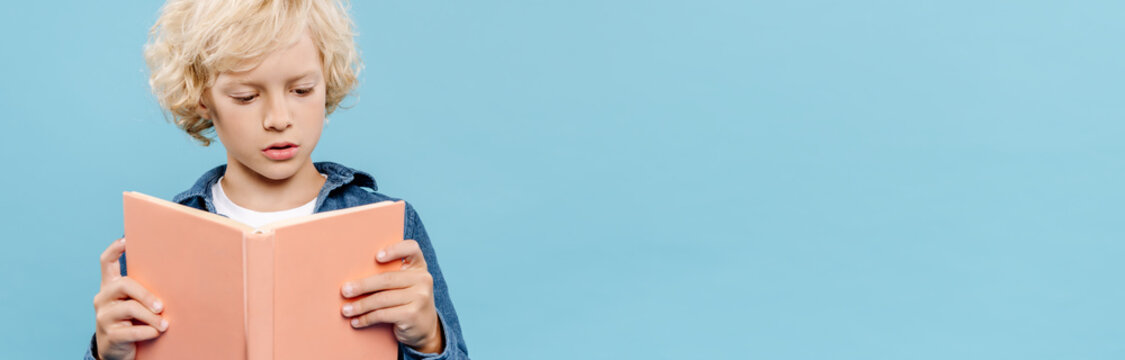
194 92 212 120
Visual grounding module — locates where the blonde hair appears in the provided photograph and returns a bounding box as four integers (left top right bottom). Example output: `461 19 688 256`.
145 0 361 146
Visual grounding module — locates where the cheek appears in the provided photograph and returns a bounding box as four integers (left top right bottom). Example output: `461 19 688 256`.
298 93 328 125
220 103 258 123
211 107 259 147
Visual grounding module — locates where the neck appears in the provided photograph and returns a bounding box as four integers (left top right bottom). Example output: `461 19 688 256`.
219 159 325 212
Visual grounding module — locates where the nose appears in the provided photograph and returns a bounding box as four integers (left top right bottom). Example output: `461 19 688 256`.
263 94 293 131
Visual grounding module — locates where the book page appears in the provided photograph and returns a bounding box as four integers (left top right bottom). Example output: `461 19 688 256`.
124 192 250 359
270 200 405 360
257 200 398 231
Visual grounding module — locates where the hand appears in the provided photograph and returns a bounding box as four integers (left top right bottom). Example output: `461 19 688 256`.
92 238 169 360
340 239 444 354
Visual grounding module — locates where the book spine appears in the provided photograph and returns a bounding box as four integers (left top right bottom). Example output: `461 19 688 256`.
244 230 275 360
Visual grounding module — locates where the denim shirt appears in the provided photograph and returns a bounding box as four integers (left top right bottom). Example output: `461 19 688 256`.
85 161 469 360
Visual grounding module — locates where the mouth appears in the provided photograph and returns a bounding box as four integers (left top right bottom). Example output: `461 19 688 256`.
262 142 299 160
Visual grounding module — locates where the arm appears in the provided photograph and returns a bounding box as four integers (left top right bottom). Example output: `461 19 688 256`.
341 202 470 359
397 202 469 360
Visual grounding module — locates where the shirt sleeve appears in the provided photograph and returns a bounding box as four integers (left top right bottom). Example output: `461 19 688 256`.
399 202 470 360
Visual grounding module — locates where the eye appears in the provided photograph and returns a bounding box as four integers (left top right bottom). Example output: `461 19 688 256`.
293 87 314 96
232 94 258 104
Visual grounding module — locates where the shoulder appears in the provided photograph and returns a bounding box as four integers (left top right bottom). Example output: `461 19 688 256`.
337 184 424 223
172 163 227 211
319 162 429 238
348 185 426 232
315 161 423 217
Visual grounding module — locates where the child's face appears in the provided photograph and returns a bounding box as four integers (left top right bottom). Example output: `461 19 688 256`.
198 32 327 181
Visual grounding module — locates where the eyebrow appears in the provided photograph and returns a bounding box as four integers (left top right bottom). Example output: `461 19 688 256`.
228 70 320 88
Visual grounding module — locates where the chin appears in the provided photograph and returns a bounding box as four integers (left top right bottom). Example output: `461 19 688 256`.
261 163 304 181
241 158 305 181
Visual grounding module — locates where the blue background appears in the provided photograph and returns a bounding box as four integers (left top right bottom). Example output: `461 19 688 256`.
1 1 1123 358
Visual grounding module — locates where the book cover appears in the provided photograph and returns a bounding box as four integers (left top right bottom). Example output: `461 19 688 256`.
122 191 403 360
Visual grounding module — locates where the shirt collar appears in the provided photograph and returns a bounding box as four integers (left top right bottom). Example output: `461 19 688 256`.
172 161 378 213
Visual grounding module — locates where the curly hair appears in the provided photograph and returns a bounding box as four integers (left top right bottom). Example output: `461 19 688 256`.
144 0 361 146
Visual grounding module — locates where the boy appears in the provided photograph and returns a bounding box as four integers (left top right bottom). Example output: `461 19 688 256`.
85 0 468 359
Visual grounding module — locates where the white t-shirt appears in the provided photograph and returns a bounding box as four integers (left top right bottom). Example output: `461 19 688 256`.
210 174 326 228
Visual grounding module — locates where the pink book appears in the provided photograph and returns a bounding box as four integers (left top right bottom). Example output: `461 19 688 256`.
123 191 402 360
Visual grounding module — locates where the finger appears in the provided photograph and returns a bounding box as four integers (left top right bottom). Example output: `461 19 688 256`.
98 299 168 333
341 288 413 317
104 324 163 344
350 303 413 329
100 238 127 285
376 240 426 270
95 277 164 313
341 271 422 299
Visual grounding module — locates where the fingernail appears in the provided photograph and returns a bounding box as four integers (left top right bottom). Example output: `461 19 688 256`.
120 238 126 244
351 318 360 327
377 251 386 260
342 283 354 297
152 300 163 313
160 319 169 331
342 304 353 316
